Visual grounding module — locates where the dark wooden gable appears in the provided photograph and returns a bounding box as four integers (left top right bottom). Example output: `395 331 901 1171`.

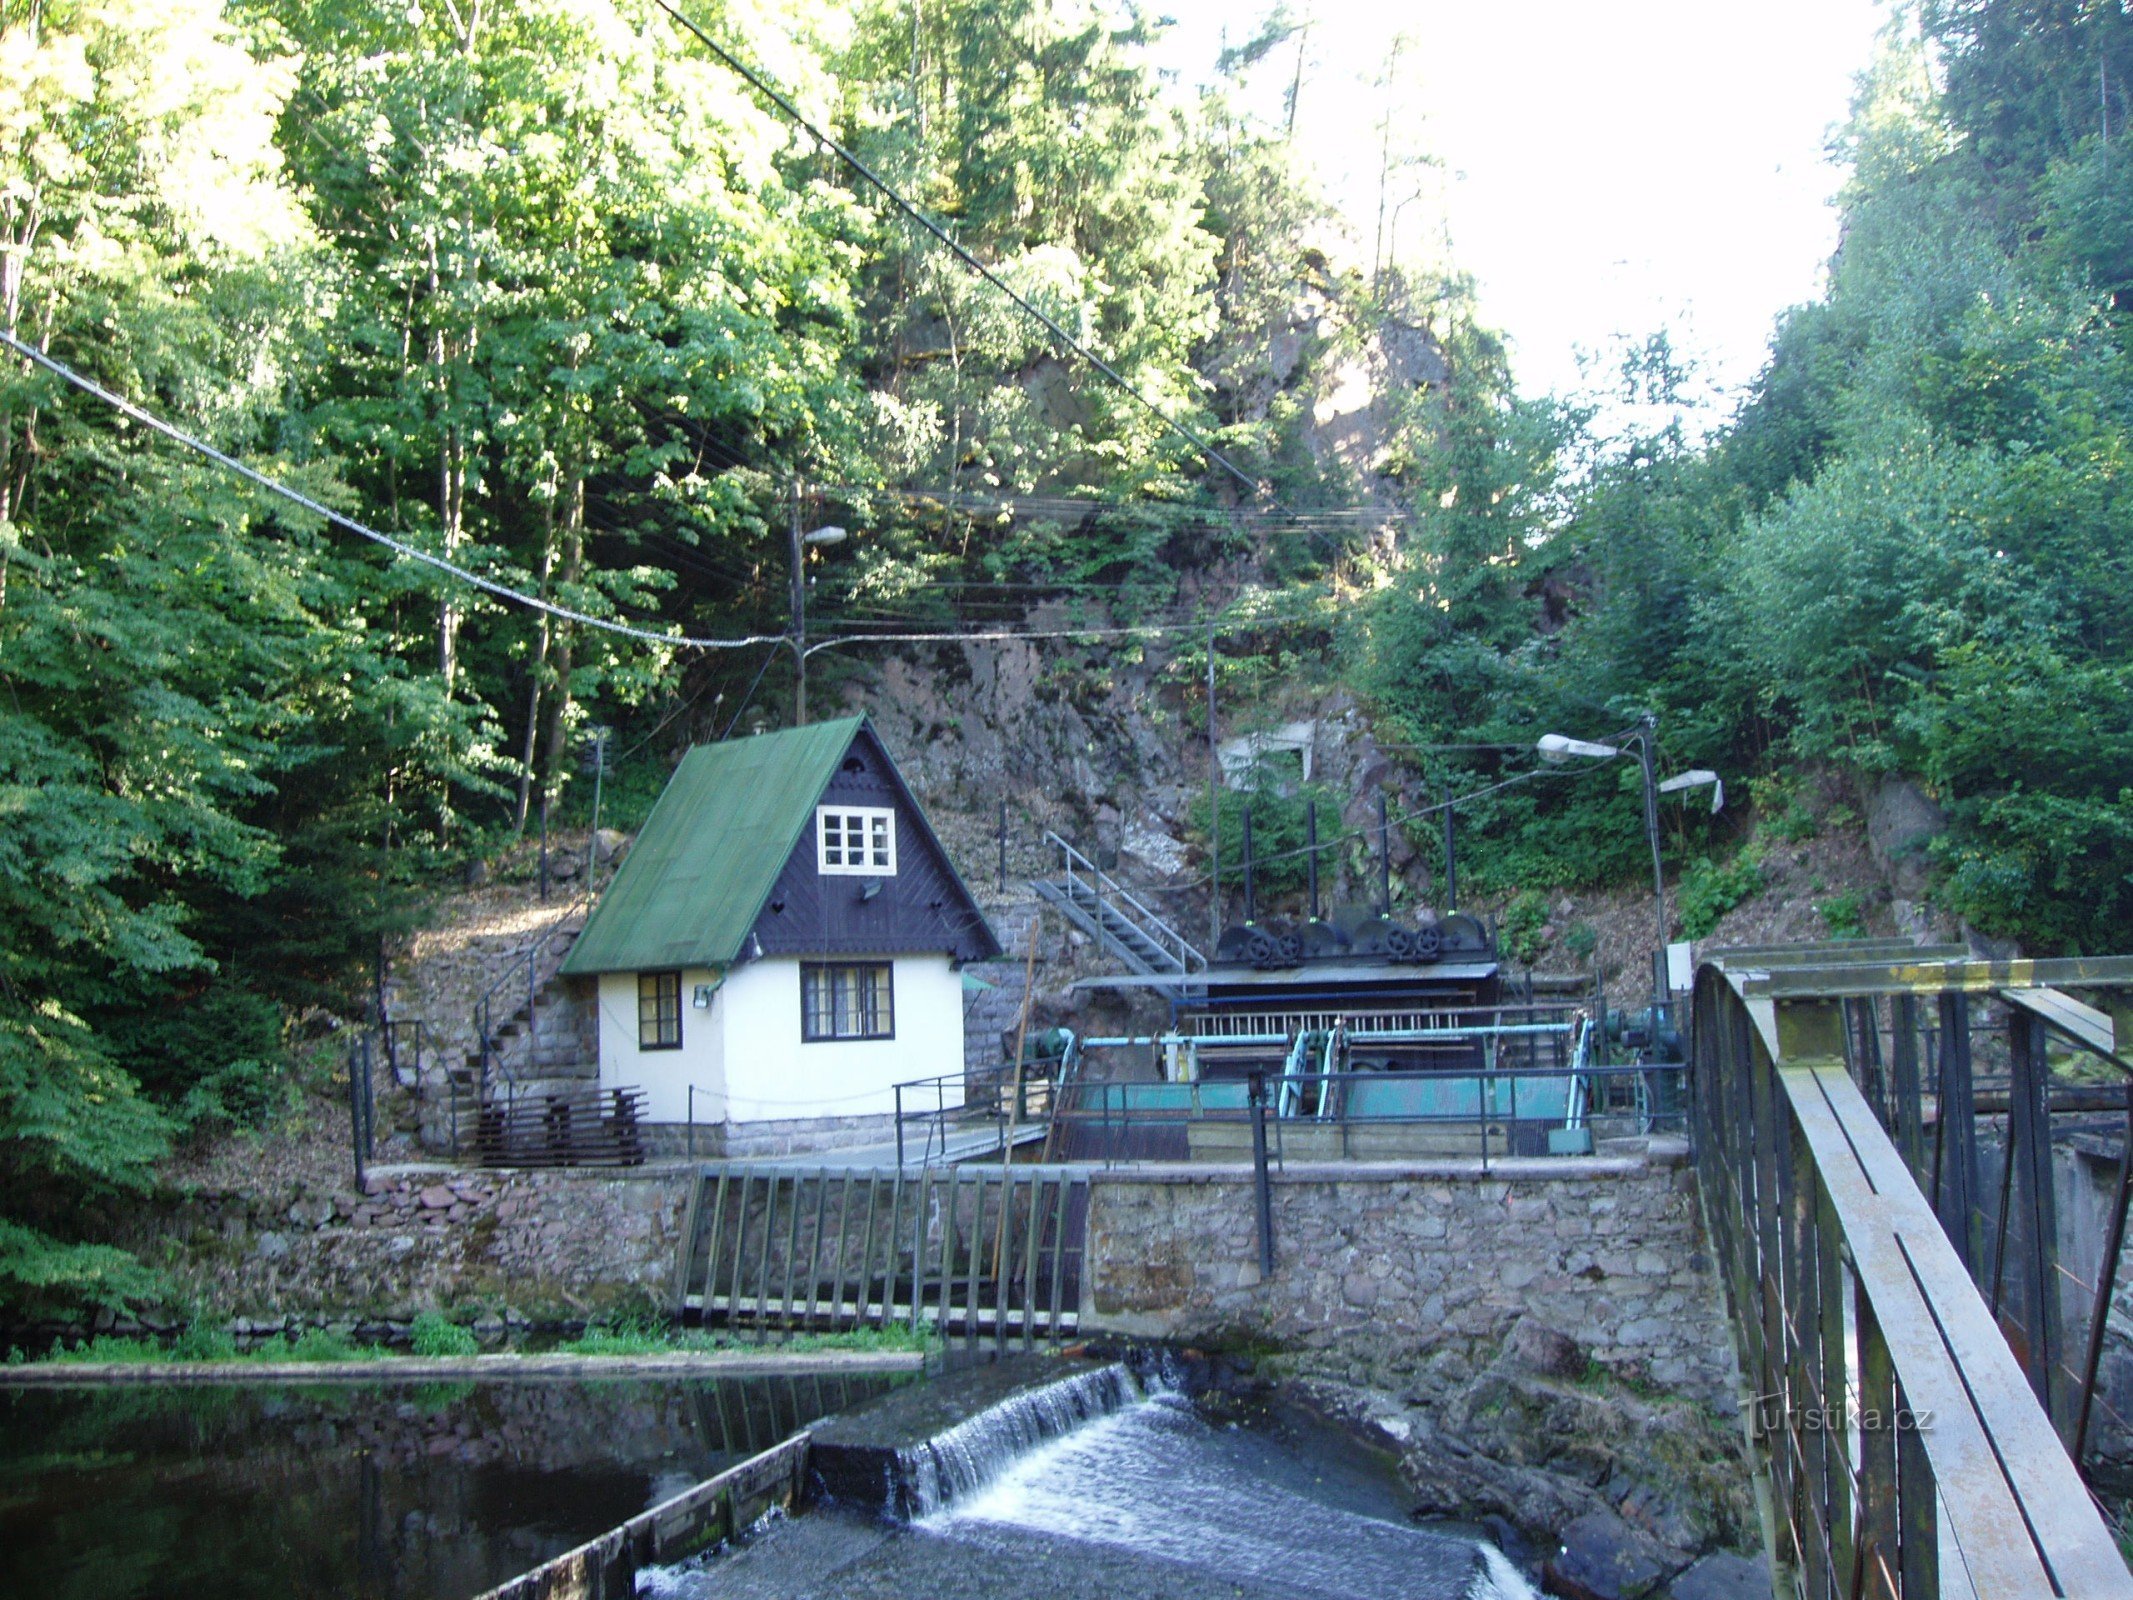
746 724 998 962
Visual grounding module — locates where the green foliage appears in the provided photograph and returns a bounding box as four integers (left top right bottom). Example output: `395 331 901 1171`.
1819 891 1869 941
171 1322 240 1362
1562 922 1599 962
1677 853 1766 942
1184 782 1340 907
407 1312 479 1358
558 1318 936 1356
1500 890 1550 967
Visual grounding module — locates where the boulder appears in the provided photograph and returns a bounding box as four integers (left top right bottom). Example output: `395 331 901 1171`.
1542 1509 1691 1600
1668 1551 1772 1600
1866 777 1945 898
1497 1317 1588 1381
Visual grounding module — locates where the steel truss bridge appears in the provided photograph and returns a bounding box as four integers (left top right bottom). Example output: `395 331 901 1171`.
1695 940 2133 1598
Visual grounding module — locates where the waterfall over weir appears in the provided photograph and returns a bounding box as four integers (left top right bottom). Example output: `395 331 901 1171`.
657 1357 1539 1600
890 1361 1141 1519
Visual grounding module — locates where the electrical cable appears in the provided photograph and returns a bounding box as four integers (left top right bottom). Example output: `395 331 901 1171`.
647 0 1265 499
1 331 788 654
8 331 1337 659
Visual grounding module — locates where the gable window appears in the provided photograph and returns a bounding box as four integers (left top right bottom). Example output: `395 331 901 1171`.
801 962 894 1041
817 805 896 875
637 971 682 1050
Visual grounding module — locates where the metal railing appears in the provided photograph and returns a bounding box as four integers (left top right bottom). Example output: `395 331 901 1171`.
1693 945 2133 1599
1049 1059 1681 1168
471 888 594 1094
892 1066 1058 1169
1040 830 1204 973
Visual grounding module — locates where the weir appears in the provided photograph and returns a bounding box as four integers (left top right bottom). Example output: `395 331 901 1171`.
484 1356 1537 1600
809 1354 1143 1517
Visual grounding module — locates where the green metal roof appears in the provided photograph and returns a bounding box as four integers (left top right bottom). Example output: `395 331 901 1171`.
559 717 864 977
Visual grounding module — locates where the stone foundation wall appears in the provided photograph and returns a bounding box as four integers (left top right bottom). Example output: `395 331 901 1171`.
1082 1150 1737 1401
124 1163 694 1326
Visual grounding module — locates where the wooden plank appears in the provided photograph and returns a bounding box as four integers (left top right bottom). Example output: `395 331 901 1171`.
1783 1061 2133 1597
907 1167 931 1335
964 1169 986 1346
1047 1173 1070 1337
470 1432 811 1600
1856 1282 1899 1600
751 1170 777 1330
672 1170 706 1321
804 1168 829 1325
828 1173 855 1329
935 1168 959 1335
701 1169 730 1325
875 1167 900 1327
2001 985 2117 1059
1021 1170 1044 1351
1741 955 2133 1001
993 1170 1015 1353
778 1173 805 1324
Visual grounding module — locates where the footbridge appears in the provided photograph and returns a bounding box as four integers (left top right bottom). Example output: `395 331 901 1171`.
1695 942 2133 1599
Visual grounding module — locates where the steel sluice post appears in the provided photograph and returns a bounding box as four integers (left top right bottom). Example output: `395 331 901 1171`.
1248 1071 1274 1279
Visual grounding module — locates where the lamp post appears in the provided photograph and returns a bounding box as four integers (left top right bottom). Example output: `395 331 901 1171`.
787 482 847 726
1538 714 1700 1015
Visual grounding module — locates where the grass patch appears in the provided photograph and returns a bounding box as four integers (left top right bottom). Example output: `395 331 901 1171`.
32 1328 391 1366
557 1321 940 1358
408 1312 479 1358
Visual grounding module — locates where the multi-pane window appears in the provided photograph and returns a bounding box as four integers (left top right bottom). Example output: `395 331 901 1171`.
800 962 895 1041
637 971 682 1050
817 805 896 875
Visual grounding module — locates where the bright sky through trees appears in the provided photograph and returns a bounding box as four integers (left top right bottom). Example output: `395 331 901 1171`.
1151 0 1885 410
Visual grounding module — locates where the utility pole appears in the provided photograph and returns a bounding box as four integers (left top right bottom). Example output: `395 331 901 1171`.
1207 620 1221 950
1635 713 1667 1016
789 480 807 726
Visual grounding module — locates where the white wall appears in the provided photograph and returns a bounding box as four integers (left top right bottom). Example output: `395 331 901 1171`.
595 967 724 1125
717 955 964 1125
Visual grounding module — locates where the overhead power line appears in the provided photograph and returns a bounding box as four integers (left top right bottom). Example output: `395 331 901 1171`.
1 332 786 653
647 0 1265 500
3 331 1337 658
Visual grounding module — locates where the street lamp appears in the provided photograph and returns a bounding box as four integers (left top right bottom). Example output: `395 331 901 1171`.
788 495 848 724
1658 769 1723 813
1535 715 1675 1013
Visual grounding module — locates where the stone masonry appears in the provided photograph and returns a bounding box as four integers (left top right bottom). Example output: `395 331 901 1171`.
1082 1145 1737 1402
125 1163 694 1326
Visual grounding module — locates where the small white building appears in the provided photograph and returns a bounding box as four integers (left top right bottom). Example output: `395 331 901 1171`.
559 717 999 1156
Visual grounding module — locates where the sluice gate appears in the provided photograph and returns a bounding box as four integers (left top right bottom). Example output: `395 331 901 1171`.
1695 943 2133 1599
672 1164 1091 1344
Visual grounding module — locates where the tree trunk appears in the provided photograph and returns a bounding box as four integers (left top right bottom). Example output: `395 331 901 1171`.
512 485 558 835
536 474 586 816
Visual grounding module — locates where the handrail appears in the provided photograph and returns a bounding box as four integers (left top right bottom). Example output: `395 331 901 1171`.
1693 949 2133 1598
1043 830 1204 972
473 883 596 1093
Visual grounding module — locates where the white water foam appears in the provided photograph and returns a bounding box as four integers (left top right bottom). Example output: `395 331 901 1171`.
926 1391 1538 1600
891 1362 1142 1518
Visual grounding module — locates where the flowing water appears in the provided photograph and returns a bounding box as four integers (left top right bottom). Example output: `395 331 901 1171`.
0 1370 903 1600
650 1369 1536 1600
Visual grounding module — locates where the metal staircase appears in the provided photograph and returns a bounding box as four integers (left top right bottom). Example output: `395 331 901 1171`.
1031 831 1203 976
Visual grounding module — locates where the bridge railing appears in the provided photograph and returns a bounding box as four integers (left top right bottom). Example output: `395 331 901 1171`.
1694 949 2133 1600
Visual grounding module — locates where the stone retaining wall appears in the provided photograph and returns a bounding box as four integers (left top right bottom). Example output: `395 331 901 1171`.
1082 1150 1737 1401
122 1163 694 1328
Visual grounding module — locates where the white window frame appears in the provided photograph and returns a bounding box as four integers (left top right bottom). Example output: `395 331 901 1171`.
816 804 897 875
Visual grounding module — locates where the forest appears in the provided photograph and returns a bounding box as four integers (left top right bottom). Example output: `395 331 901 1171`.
1 0 2129 1310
